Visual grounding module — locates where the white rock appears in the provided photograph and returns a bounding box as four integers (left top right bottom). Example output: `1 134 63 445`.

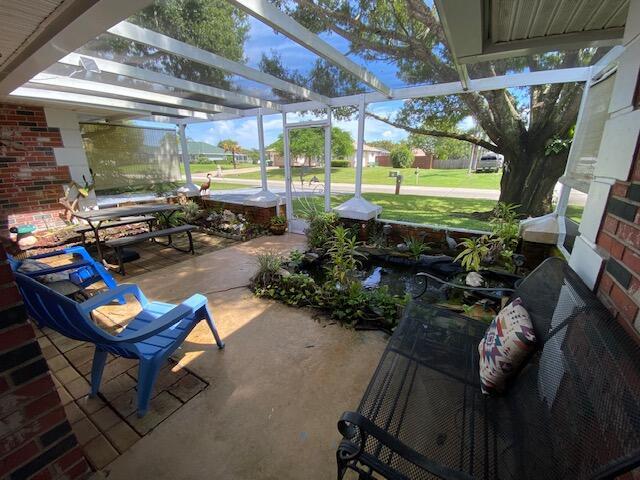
465 272 484 287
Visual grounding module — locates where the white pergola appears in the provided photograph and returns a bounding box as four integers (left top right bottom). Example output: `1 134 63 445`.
0 0 630 223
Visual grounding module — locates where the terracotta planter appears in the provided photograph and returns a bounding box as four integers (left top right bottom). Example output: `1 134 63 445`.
269 223 287 235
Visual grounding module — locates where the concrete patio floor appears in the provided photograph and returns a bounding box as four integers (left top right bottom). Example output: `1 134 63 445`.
78 233 388 479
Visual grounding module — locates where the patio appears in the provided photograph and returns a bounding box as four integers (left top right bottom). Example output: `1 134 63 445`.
36 234 387 478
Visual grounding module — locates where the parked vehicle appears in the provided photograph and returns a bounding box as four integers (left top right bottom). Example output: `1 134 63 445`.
476 153 502 173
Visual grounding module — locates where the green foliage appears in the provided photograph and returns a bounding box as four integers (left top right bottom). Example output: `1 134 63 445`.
181 200 202 223
455 203 521 272
93 0 248 89
305 211 339 249
218 139 242 168
268 127 354 163
408 132 469 160
270 215 287 226
331 160 350 167
455 237 490 272
252 251 283 289
490 202 520 248
325 225 365 286
288 249 304 270
390 144 414 168
403 236 428 259
255 273 318 307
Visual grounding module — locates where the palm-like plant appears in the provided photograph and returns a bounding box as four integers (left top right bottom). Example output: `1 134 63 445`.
218 139 242 169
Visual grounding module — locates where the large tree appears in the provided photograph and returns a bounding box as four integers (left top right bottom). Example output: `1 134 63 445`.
87 0 249 89
269 127 354 164
264 1 603 216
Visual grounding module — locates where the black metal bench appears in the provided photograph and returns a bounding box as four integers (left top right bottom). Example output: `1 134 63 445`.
75 216 156 245
337 258 640 479
105 224 196 275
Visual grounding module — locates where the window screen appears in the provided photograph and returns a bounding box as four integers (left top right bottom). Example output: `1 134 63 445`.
562 72 616 193
80 123 181 193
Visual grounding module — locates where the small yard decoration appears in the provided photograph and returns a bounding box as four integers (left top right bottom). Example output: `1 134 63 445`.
269 215 287 235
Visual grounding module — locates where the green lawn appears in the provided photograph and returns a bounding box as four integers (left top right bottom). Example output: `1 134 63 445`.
295 192 587 230
294 193 498 231
227 167 502 189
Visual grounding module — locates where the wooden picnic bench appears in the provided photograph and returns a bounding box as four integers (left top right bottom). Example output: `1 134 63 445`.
336 257 640 480
75 216 156 245
105 224 196 275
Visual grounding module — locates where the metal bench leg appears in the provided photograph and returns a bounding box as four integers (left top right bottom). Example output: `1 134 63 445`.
115 247 125 275
187 230 194 255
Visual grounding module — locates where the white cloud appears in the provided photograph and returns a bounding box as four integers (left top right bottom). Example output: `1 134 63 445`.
382 130 393 139
458 116 476 132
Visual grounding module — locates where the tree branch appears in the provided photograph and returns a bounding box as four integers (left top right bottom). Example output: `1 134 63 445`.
367 111 500 153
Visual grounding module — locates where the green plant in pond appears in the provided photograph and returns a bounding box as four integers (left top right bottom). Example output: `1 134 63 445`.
252 251 283 288
305 211 339 249
403 236 429 259
455 236 490 272
490 202 520 248
255 273 318 307
325 225 365 286
288 249 304 270
368 286 409 328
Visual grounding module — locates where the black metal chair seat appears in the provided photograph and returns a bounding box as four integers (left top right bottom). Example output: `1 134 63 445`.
337 258 640 479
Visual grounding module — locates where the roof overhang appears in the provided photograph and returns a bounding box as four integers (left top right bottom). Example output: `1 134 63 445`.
435 0 628 65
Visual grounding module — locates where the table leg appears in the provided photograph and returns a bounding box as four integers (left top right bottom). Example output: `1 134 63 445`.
88 220 104 261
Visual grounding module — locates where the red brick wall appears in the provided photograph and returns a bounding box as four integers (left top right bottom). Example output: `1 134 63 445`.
595 77 640 338
198 198 285 227
0 244 90 479
0 104 71 234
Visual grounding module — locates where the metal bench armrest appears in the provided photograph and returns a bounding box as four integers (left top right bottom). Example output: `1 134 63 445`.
338 411 473 480
78 284 149 312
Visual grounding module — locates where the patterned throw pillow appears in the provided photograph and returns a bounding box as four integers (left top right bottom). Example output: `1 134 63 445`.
478 298 537 394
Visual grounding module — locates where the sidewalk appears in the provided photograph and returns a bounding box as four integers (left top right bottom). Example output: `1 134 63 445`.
191 174 588 206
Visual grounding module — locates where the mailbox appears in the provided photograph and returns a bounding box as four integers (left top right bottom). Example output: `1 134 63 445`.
389 171 399 178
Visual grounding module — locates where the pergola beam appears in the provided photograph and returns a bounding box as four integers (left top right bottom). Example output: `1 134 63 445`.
108 21 330 104
11 87 218 120
59 53 282 111
227 0 392 97
29 74 243 116
281 66 591 112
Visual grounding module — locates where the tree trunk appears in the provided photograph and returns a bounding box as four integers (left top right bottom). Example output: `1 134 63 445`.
232 152 237 169
498 147 569 217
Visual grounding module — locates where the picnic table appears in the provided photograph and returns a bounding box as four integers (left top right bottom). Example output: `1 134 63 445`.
73 203 182 261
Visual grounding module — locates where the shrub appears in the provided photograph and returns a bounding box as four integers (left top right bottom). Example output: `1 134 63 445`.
331 159 350 167
270 215 287 226
255 273 318 307
182 200 202 223
305 212 339 249
390 145 414 168
252 251 283 288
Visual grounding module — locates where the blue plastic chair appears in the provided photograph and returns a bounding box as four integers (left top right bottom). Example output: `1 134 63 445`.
14 272 225 417
9 246 118 291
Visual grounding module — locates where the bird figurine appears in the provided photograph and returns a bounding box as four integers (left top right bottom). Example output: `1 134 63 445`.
200 173 212 195
444 230 458 250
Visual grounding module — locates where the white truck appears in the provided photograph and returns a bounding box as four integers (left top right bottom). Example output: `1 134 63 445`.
475 153 503 173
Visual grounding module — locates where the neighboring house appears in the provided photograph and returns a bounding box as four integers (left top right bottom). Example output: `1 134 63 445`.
347 143 390 167
377 148 436 169
178 141 248 163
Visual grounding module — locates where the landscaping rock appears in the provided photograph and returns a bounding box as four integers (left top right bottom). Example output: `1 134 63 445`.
465 272 485 287
396 243 409 252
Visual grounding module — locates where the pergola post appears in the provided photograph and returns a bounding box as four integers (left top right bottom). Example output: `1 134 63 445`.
282 112 294 220
177 123 200 196
246 108 279 206
333 95 381 221
324 107 332 212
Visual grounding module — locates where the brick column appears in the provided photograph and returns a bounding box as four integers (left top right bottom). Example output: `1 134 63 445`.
595 73 640 338
0 244 90 479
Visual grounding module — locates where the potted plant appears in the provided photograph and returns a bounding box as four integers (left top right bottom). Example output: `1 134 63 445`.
269 215 288 235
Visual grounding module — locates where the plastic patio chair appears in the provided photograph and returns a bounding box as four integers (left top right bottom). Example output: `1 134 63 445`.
14 272 225 417
9 246 118 291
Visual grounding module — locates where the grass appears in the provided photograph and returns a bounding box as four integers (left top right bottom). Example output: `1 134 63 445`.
294 193 498 231
295 192 587 231
226 166 503 189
